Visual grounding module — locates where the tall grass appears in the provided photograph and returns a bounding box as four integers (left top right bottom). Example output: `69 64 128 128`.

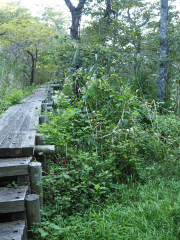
34 177 180 239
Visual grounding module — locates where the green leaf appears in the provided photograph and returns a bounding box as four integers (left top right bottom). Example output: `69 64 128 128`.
123 119 128 124
72 50 77 64
38 152 43 155
89 138 104 153
38 228 49 238
51 224 61 230
63 174 71 179
94 185 100 191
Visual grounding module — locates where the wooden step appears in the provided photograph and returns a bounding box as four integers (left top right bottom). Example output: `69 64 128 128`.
0 186 28 214
0 157 32 178
0 220 27 240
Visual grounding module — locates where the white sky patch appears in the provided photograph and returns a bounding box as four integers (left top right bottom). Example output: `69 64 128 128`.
3 0 180 17
2 0 180 25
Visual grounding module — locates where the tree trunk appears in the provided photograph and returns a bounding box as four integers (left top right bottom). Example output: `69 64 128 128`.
134 41 141 75
64 0 86 40
27 49 38 86
157 0 169 102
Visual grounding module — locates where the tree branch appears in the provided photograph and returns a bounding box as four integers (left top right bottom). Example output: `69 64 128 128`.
136 17 149 29
64 0 75 13
64 0 86 13
123 8 136 25
123 8 149 29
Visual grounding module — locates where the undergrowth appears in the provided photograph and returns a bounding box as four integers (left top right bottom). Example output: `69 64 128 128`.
34 71 180 239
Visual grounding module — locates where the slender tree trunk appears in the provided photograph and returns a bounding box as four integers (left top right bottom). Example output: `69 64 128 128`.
157 0 169 102
134 41 141 75
27 49 38 86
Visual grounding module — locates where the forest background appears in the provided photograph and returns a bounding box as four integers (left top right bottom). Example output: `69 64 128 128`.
1 0 180 239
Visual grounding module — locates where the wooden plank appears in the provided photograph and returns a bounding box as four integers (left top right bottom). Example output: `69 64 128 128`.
0 103 36 157
10 102 37 149
0 104 23 132
0 85 48 157
0 102 33 146
21 130 36 156
23 86 47 103
0 102 35 148
0 220 27 240
0 186 28 214
0 104 20 127
0 157 32 178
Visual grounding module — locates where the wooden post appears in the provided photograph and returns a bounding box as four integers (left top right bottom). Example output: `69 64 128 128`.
48 88 53 94
25 194 41 231
35 134 46 170
43 98 50 103
39 115 46 124
36 134 45 145
39 155 47 170
41 103 47 111
29 162 43 208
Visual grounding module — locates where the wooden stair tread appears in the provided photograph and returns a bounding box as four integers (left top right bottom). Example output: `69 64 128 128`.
0 186 28 213
0 220 27 240
0 157 32 177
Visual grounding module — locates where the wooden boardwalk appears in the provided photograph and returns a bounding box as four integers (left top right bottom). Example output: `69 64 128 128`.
0 85 48 158
0 84 57 239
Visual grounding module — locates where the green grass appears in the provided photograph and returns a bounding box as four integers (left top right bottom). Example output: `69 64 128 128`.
33 176 180 239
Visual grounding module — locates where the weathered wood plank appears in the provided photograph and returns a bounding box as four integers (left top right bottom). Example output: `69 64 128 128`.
0 85 49 157
21 130 37 156
23 86 48 103
0 186 28 214
0 220 27 240
0 103 29 143
0 104 20 128
0 102 35 149
0 157 32 177
10 102 38 149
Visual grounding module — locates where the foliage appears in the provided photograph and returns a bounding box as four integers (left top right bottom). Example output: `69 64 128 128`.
0 1 66 85
0 85 37 114
36 64 180 238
